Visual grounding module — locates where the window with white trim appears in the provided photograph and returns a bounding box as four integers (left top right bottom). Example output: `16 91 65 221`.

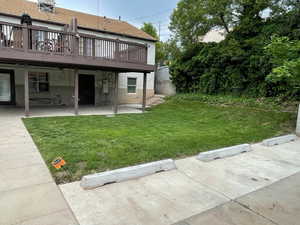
29 72 49 93
127 77 137 94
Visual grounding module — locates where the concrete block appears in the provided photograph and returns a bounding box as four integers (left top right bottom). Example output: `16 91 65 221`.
80 159 176 189
197 144 251 162
262 134 297 147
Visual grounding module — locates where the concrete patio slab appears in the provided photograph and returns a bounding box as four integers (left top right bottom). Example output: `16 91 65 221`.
174 201 274 225
0 143 38 158
251 142 300 167
176 141 300 199
0 151 45 170
60 137 300 225
0 182 73 225
0 136 35 145
60 170 228 225
237 172 300 225
0 164 53 192
0 108 78 225
0 105 142 118
16 210 78 225
173 173 300 225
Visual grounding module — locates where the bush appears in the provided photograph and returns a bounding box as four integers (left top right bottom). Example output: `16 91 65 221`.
167 93 299 112
169 8 300 100
265 36 300 99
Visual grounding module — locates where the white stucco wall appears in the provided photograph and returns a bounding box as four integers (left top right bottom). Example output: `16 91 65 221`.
155 66 176 96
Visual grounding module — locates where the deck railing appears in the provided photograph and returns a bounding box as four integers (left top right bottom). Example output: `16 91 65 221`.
0 21 148 64
0 22 23 49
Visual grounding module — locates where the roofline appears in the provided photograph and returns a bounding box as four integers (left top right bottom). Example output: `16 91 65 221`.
0 12 157 43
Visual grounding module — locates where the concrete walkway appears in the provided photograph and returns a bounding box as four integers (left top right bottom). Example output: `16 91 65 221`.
0 110 78 225
60 139 300 225
174 171 300 225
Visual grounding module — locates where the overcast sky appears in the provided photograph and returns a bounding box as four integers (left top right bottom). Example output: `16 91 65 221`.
29 0 179 41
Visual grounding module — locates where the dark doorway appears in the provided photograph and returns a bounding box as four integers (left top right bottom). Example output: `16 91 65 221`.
0 69 15 105
79 74 95 105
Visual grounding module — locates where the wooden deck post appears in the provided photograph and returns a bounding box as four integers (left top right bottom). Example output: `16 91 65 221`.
22 26 29 52
74 69 79 115
114 72 119 114
142 72 147 112
24 67 29 117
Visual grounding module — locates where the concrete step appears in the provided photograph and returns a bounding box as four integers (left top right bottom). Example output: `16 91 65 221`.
147 95 166 107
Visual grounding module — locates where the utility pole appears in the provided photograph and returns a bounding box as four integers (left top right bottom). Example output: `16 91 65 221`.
97 0 100 29
158 21 161 41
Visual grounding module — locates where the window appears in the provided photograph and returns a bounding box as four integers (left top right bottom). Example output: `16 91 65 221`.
79 38 93 56
127 77 137 94
29 72 49 93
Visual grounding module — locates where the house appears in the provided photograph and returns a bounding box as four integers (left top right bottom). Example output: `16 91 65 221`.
200 29 226 43
0 0 156 116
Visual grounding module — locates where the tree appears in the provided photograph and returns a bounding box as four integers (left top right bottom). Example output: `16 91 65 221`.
141 22 167 65
169 0 297 47
168 0 300 98
265 36 300 98
170 0 233 46
141 22 159 39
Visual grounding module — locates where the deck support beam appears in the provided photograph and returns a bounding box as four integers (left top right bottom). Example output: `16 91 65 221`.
114 72 119 114
74 69 79 115
142 72 147 112
24 67 29 117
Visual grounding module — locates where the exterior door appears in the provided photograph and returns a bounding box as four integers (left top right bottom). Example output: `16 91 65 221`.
0 70 15 105
79 75 95 105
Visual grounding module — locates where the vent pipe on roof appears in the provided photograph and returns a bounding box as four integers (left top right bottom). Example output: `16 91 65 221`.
38 0 56 13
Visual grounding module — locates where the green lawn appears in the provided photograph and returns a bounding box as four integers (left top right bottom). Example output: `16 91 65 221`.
23 95 296 184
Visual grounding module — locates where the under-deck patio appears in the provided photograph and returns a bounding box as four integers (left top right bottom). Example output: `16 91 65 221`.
0 105 142 118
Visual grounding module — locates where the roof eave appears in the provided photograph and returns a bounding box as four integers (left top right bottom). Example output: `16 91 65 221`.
0 12 157 42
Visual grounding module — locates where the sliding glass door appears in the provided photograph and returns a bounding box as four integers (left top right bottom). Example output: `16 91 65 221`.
0 70 15 104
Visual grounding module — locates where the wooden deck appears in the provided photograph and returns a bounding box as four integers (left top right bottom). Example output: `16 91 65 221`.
0 21 154 72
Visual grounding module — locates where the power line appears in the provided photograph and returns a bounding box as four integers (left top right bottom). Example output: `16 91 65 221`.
127 8 174 22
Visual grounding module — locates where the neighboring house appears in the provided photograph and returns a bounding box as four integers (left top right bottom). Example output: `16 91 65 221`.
200 29 227 43
0 0 156 116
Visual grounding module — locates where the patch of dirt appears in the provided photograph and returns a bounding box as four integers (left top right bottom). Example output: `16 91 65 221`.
55 170 71 184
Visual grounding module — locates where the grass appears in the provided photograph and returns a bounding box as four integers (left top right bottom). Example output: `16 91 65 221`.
23 94 297 184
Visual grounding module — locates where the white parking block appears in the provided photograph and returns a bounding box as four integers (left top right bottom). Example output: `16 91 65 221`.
262 134 297 147
80 159 176 189
197 144 251 162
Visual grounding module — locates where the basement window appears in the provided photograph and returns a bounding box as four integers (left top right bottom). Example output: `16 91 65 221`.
127 77 137 94
29 72 49 93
